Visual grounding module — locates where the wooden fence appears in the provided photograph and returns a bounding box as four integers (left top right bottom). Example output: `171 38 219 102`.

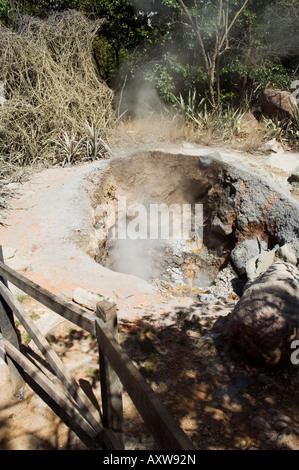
0 246 195 451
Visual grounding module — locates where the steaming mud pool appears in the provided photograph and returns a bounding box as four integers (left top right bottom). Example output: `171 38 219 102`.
89 150 299 304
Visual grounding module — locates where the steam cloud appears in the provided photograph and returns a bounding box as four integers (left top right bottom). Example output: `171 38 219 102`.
108 239 162 281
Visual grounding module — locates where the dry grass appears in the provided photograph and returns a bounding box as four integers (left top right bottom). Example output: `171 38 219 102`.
236 125 273 153
0 10 114 204
116 111 272 155
117 115 196 147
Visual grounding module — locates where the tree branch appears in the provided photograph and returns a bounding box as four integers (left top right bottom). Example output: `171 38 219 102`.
219 0 249 51
177 0 210 73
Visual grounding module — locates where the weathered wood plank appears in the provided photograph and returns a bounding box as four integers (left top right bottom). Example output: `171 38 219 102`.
95 318 195 451
0 247 18 347
2 338 101 440
0 253 195 450
0 338 6 363
96 302 124 448
0 299 20 355
13 344 124 451
0 261 96 335
0 246 8 287
0 280 102 435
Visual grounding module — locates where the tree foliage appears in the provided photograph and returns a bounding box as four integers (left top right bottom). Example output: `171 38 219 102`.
2 0 299 109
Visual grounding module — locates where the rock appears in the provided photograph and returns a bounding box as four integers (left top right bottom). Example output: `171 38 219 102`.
278 426 292 436
257 373 273 385
2 246 17 260
246 250 276 281
226 262 299 367
276 414 292 425
199 152 222 166
212 315 229 333
258 89 297 120
73 287 116 313
1 247 31 271
252 416 270 432
288 166 299 184
172 255 184 266
211 215 233 236
267 408 279 416
245 243 297 281
274 421 289 432
262 138 284 154
230 238 267 276
276 244 298 265
260 430 277 444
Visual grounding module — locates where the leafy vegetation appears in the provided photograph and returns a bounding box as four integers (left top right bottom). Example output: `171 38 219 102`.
0 0 298 202
0 9 114 205
3 1 298 105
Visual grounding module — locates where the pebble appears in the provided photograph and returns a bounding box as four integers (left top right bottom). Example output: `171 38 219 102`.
172 255 184 266
274 421 289 432
260 430 277 443
252 416 270 432
81 344 90 354
278 425 292 436
258 374 273 385
272 382 285 392
277 414 292 424
267 408 279 416
257 374 284 391
277 427 293 443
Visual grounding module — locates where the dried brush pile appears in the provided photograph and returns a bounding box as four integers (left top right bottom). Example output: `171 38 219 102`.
0 10 114 205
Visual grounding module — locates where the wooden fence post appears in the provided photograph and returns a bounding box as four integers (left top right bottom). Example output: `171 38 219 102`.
96 298 124 449
0 245 25 398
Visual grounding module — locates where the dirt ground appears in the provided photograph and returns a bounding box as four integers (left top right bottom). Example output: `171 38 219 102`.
0 286 298 451
0 140 299 451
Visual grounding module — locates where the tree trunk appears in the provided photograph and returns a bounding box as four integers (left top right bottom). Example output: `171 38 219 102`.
177 0 249 107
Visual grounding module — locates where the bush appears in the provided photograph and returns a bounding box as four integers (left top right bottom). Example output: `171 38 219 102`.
0 10 115 205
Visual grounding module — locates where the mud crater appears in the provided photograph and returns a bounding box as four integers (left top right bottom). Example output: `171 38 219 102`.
87 151 299 296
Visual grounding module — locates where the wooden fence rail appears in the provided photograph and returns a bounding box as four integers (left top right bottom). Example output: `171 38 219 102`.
0 250 195 451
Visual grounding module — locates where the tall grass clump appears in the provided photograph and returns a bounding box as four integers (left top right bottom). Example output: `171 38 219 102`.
0 10 114 202
263 107 299 149
172 90 246 143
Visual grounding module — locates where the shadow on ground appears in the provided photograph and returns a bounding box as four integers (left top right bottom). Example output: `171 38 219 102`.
119 304 299 450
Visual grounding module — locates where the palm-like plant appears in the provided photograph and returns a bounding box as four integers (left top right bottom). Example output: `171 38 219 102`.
263 107 299 147
85 121 114 160
172 90 245 139
54 130 86 166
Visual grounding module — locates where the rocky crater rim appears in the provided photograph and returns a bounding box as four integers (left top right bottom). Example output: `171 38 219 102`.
83 150 299 291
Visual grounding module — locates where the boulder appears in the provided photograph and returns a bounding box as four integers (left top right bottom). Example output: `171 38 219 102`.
230 238 267 276
226 262 299 367
258 89 297 120
245 243 298 281
73 287 116 313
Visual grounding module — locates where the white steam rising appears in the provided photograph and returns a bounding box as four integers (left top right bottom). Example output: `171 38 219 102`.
108 239 162 281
